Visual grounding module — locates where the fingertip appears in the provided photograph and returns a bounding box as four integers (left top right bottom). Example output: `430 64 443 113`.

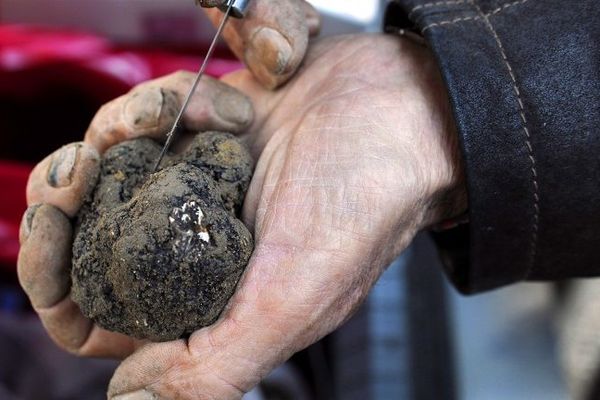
205 0 310 90
124 86 180 139
107 340 190 398
17 204 72 309
78 327 139 359
26 142 100 217
37 297 93 354
213 84 255 132
165 74 254 134
301 0 322 37
245 20 310 90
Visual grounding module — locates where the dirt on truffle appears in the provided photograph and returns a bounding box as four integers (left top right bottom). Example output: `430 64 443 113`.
71 132 254 342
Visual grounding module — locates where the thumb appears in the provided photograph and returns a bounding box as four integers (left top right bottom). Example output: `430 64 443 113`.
107 169 395 399
107 242 374 400
106 249 303 400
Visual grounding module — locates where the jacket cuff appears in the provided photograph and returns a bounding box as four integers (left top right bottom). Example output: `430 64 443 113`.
385 0 540 293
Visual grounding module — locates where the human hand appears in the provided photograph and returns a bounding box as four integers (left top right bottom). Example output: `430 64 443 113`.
18 71 254 358
199 0 321 89
107 34 466 399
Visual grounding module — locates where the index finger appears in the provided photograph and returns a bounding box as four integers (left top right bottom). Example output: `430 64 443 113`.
85 72 254 154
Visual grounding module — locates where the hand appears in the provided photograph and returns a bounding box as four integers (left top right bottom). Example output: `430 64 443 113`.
107 34 466 399
200 0 321 89
18 71 254 358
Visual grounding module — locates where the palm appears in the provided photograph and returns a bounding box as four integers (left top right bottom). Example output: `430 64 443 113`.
176 35 462 394
235 34 458 333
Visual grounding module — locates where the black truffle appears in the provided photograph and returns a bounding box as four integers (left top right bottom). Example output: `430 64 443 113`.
71 132 253 342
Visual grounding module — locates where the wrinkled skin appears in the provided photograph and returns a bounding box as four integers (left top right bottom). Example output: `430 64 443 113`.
106 35 466 400
18 5 466 399
201 0 321 88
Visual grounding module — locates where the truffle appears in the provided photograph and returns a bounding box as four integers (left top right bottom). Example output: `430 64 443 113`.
71 132 253 342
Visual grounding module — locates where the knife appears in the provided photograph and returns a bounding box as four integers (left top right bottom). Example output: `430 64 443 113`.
154 0 250 172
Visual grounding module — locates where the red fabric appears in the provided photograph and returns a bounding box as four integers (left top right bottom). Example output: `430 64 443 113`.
0 162 30 267
0 25 242 101
0 24 243 270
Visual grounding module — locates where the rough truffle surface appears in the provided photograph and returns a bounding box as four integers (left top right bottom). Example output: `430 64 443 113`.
72 132 253 342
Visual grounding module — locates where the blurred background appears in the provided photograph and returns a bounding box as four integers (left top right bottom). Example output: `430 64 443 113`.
0 1 569 399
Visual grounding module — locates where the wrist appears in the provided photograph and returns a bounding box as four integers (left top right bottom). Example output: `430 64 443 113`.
423 107 468 229
407 46 467 229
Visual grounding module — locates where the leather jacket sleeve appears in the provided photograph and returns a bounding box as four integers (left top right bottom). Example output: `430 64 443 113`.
384 0 600 293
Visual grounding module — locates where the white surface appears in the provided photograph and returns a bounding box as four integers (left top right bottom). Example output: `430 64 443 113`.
450 283 568 400
308 0 380 24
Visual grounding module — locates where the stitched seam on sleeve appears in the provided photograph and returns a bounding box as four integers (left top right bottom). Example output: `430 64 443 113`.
421 0 529 32
422 15 479 32
470 0 540 271
409 0 468 19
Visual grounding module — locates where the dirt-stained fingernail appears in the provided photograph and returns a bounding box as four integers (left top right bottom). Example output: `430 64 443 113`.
247 27 293 76
111 389 159 400
124 87 165 130
215 89 253 127
47 144 79 188
19 205 41 243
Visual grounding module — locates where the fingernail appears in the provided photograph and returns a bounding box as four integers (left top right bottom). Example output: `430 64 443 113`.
160 89 181 125
125 87 164 129
111 389 158 400
247 27 293 76
19 205 41 243
215 89 253 127
47 145 79 188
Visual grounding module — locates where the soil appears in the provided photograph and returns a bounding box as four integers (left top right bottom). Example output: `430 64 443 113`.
71 132 254 342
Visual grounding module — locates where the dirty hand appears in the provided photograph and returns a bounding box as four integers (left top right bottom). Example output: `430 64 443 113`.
107 34 466 399
200 0 321 89
18 72 254 358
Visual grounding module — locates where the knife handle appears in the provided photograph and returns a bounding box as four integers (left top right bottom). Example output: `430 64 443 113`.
197 0 249 19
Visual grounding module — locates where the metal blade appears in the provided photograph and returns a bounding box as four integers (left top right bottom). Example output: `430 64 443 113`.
153 0 234 172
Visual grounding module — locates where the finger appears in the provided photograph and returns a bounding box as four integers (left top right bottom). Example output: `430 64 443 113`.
204 0 313 89
300 0 321 37
17 204 140 358
85 71 254 153
26 142 100 217
36 299 140 358
154 71 254 132
36 296 93 354
18 205 72 310
78 327 144 359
